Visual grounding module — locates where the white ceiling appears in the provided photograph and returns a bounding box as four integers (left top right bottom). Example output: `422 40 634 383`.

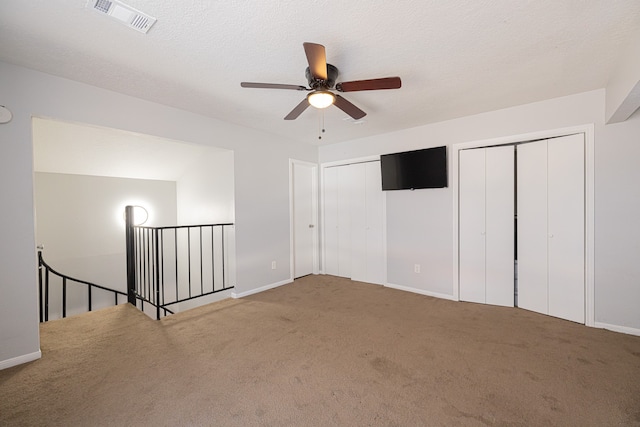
2 1 640 145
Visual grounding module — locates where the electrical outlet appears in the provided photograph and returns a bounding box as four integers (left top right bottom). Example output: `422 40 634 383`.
414 264 421 273
271 261 277 270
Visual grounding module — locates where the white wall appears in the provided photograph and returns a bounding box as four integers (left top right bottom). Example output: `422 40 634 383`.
176 149 234 225
34 172 177 318
319 89 640 333
0 60 317 368
594 109 640 330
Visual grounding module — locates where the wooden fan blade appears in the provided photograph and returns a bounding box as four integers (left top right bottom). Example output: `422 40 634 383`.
333 95 366 119
241 82 307 90
336 77 402 92
303 42 327 81
284 98 310 120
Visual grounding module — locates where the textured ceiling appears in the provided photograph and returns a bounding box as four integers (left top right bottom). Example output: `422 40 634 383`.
2 0 640 145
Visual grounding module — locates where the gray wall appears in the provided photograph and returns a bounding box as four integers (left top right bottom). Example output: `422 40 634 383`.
0 60 317 367
319 89 640 333
34 172 177 291
34 172 177 318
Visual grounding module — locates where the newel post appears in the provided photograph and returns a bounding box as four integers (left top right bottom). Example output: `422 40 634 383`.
125 205 136 305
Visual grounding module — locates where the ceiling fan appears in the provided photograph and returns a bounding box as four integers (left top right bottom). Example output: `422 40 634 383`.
241 42 402 120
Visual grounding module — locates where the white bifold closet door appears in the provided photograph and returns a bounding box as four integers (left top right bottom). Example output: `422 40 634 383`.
323 165 353 278
350 162 385 285
323 162 385 284
517 134 585 323
459 145 514 307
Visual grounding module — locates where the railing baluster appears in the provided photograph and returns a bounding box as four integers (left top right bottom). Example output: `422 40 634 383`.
200 226 204 295
88 285 92 312
125 205 137 306
38 251 43 323
174 228 178 302
211 225 216 291
222 225 226 289
160 229 165 307
188 227 192 298
62 278 67 318
44 269 49 322
154 228 160 320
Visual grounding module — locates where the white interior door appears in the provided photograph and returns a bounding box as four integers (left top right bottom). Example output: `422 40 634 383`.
485 145 514 307
459 148 487 303
547 134 585 323
293 161 316 278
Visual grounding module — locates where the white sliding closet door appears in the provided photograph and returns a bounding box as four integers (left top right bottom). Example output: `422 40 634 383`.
517 134 585 323
459 145 514 307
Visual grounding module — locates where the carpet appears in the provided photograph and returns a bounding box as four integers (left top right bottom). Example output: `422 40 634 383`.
1 275 639 426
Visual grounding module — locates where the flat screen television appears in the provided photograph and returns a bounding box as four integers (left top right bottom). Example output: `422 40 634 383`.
380 146 447 190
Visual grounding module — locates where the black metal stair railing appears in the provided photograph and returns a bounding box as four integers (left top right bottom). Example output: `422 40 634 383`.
125 206 235 320
38 250 127 322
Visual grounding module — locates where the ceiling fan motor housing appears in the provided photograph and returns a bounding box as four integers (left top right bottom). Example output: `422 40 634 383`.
306 64 339 89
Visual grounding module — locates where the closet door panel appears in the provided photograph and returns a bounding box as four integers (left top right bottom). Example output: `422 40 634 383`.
459 148 486 304
517 142 549 315
485 145 515 307
365 161 385 285
337 165 354 278
323 167 339 276
350 163 367 282
547 134 585 323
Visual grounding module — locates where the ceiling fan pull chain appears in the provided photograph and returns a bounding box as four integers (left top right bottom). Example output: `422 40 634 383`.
318 110 326 140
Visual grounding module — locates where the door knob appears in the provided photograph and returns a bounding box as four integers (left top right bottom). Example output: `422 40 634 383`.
309 224 315 228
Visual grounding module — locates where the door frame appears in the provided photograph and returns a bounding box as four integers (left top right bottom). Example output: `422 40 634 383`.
289 159 319 279
451 124 595 326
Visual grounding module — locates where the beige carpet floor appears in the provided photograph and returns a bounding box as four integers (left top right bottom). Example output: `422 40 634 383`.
1 275 639 426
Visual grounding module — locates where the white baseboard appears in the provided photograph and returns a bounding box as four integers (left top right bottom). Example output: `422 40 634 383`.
0 350 41 371
232 278 293 299
385 283 457 301
593 321 640 337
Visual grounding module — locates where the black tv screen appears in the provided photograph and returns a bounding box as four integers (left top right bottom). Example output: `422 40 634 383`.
380 146 448 190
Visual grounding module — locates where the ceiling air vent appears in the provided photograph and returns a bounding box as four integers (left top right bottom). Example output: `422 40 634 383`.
88 0 157 34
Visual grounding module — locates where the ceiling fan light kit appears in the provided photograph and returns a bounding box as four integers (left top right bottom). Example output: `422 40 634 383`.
307 91 335 109
241 42 402 122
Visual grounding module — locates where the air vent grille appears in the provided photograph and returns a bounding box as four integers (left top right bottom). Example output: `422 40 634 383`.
94 0 112 14
88 0 157 34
